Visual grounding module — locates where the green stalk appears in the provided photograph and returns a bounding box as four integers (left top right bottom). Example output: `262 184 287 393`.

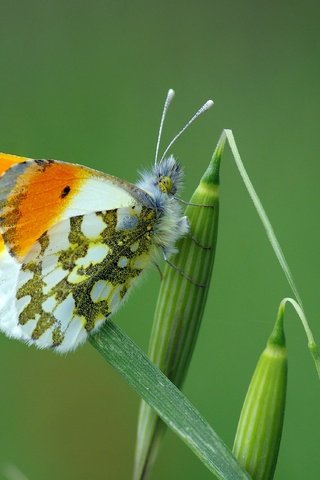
224 130 320 378
134 135 225 479
90 321 249 480
233 303 287 479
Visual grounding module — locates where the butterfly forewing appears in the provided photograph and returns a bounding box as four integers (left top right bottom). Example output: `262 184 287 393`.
0 157 148 259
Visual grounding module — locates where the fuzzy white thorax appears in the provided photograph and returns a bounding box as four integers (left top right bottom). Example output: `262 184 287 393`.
136 155 189 258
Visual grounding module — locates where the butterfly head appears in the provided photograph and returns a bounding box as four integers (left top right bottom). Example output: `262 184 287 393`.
154 156 183 196
137 155 183 201
137 89 213 204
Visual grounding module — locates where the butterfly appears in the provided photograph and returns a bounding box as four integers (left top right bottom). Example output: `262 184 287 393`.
0 90 213 352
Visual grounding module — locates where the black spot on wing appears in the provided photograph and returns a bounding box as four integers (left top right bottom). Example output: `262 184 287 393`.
61 185 71 198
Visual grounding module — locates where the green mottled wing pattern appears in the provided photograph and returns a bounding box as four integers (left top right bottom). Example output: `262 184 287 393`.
16 205 157 352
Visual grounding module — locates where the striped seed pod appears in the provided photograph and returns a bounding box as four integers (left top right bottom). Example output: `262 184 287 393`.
233 302 288 480
133 133 226 480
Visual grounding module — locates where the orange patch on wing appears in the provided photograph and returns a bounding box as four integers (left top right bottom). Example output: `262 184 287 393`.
5 161 90 258
0 153 30 176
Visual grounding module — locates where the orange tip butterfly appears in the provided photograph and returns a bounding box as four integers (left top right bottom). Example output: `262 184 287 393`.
0 90 213 352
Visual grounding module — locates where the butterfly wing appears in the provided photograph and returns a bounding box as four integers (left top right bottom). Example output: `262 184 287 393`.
0 155 156 352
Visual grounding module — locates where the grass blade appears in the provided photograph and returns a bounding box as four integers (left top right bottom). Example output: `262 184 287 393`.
90 321 249 480
224 129 320 378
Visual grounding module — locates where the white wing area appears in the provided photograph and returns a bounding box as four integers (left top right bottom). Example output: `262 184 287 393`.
60 176 139 219
0 238 90 352
0 250 25 341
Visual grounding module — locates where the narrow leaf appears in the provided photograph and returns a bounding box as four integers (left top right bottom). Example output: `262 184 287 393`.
90 321 249 480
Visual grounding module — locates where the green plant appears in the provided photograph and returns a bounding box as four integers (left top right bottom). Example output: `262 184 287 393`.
90 130 319 480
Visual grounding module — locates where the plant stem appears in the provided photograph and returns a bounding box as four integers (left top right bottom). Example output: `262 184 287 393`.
224 129 320 380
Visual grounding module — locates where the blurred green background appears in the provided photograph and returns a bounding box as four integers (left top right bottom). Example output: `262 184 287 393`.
0 1 319 479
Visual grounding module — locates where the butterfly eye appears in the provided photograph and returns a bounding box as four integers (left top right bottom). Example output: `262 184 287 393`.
158 176 173 194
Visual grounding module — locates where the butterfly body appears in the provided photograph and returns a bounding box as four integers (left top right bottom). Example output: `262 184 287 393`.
0 89 213 353
0 153 188 352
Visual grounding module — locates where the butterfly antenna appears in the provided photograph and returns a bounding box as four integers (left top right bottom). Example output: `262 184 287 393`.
159 99 214 163
154 89 175 165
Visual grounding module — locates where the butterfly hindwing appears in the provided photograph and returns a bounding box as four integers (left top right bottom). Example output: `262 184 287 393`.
15 205 157 351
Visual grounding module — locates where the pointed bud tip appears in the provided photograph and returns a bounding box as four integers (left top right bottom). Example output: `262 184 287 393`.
200 134 226 186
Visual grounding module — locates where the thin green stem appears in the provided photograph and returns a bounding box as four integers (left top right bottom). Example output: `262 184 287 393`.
279 298 320 379
223 129 303 307
223 129 320 380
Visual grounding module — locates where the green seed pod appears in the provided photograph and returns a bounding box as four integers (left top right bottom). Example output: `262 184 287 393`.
233 303 288 480
134 133 226 480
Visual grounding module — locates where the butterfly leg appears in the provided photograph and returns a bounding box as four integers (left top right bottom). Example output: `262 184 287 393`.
153 261 163 281
184 216 212 250
162 250 206 288
187 231 212 250
174 196 215 208
175 200 215 249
